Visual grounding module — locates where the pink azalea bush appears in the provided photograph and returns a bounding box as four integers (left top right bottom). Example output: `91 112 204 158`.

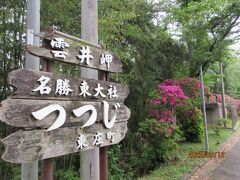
148 81 188 136
209 94 240 114
138 77 213 172
149 78 203 124
236 100 240 112
148 77 207 142
209 94 235 106
161 77 211 99
157 85 187 107
149 84 187 122
149 109 174 123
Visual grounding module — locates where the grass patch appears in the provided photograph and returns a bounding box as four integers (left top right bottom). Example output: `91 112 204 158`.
139 127 236 180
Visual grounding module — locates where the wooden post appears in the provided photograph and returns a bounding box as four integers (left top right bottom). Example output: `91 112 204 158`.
99 72 109 180
80 0 100 180
41 158 54 180
40 30 55 180
41 60 54 180
22 0 40 179
100 147 108 180
200 66 209 151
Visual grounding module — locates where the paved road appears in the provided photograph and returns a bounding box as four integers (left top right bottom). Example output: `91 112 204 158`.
211 139 240 180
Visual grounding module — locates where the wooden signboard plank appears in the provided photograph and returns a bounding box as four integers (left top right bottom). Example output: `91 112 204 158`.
27 31 123 73
38 27 123 73
0 27 130 165
0 99 130 129
8 69 129 102
1 121 127 163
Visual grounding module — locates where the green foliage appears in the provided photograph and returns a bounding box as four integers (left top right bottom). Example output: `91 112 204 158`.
139 127 235 180
218 118 229 127
218 117 232 128
130 119 177 176
11 166 21 180
0 1 26 176
163 0 240 76
210 118 231 136
99 0 189 133
41 0 81 36
54 154 80 180
108 145 133 179
225 57 240 99
202 49 237 96
54 167 79 180
0 0 26 101
203 67 222 93
177 101 203 142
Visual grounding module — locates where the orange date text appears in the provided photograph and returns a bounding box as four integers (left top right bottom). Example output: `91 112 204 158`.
188 151 225 158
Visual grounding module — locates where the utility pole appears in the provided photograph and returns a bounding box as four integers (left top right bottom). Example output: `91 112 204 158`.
200 66 209 151
220 62 227 120
22 0 40 180
80 0 100 179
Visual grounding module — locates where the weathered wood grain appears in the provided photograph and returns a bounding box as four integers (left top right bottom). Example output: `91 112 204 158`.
0 99 130 129
8 69 129 102
27 44 122 73
29 27 123 73
37 27 100 48
1 121 127 163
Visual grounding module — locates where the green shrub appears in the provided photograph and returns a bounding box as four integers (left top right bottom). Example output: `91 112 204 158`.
130 119 177 176
177 101 203 142
108 145 133 180
54 167 79 180
217 117 232 128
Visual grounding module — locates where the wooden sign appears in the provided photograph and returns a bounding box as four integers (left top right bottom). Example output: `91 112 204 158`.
0 68 130 163
0 99 130 129
2 122 127 163
8 69 128 102
27 27 123 73
0 27 130 164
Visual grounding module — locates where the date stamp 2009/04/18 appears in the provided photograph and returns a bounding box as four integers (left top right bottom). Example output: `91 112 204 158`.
188 151 225 158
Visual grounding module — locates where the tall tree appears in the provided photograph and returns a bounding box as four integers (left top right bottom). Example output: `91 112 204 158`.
0 1 26 179
164 0 240 77
0 0 26 101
